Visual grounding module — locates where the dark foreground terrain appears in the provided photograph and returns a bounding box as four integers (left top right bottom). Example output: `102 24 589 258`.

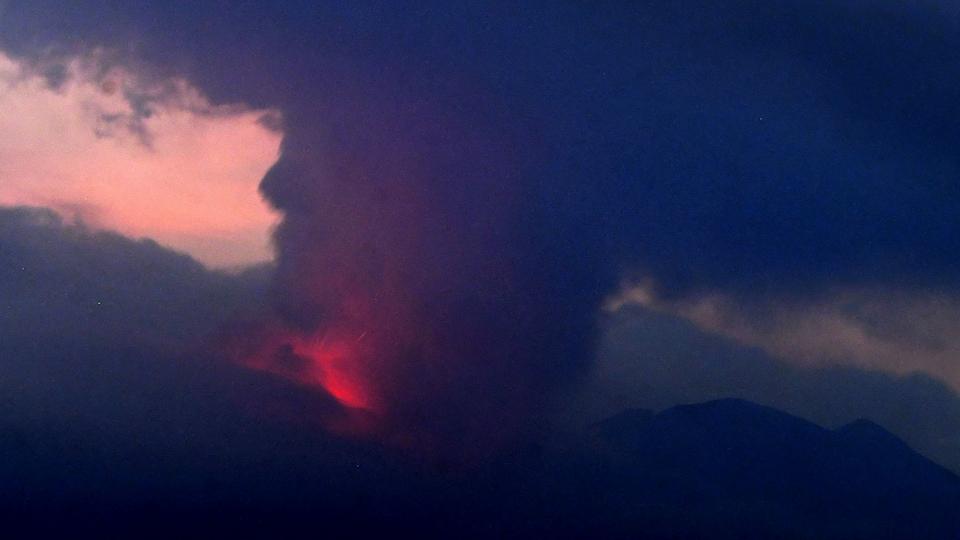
2 398 958 539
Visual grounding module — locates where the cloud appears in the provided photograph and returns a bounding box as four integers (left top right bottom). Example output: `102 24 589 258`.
0 51 281 268
609 281 960 391
0 205 268 351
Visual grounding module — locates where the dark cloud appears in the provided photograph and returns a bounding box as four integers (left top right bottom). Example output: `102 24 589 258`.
0 206 264 350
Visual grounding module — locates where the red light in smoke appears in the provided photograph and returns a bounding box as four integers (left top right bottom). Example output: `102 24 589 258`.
232 324 381 429
291 336 372 411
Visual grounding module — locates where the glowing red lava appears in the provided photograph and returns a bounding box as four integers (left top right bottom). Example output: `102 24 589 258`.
229 323 383 437
286 333 373 411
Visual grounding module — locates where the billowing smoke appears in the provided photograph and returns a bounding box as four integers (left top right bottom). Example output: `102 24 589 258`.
239 73 615 456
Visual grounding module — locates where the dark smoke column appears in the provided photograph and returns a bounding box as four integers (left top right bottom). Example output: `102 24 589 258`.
256 68 613 458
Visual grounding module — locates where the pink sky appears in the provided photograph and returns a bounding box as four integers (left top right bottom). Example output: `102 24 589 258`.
0 52 282 268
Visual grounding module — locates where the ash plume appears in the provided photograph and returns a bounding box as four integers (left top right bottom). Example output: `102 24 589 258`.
252 76 615 454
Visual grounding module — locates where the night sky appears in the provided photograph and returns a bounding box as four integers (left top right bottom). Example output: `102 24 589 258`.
1 2 960 537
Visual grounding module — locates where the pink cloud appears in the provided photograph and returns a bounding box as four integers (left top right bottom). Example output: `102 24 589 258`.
0 52 282 268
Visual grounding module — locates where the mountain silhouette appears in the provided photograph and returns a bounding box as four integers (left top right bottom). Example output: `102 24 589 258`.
556 399 960 539
2 398 958 538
